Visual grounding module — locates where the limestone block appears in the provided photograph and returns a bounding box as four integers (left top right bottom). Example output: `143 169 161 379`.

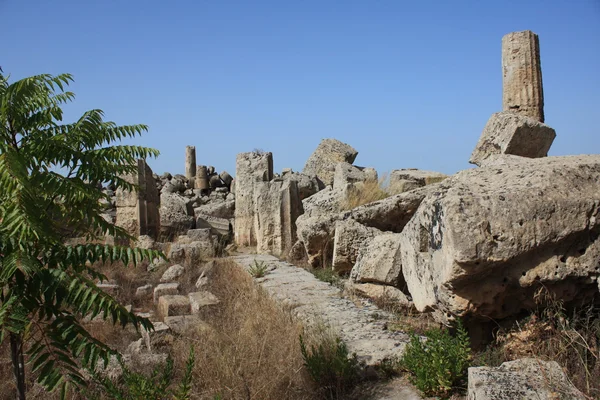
167 241 215 267
502 30 544 122
163 315 212 335
186 228 212 242
157 295 190 319
303 139 358 187
331 219 382 273
400 155 600 323
194 199 235 219
469 111 556 166
333 162 369 192
468 358 585 400
195 212 232 236
135 284 153 298
349 283 412 308
234 151 273 246
283 171 320 200
350 233 403 286
388 169 447 194
159 192 195 239
253 179 303 257
188 291 220 313
219 171 233 187
141 321 171 352
195 165 209 190
153 282 180 303
160 264 185 282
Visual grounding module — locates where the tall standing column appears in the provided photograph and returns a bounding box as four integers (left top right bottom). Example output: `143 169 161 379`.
185 146 196 181
502 30 544 122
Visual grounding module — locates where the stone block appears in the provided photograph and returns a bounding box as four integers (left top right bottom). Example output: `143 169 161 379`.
153 282 179 303
157 295 191 318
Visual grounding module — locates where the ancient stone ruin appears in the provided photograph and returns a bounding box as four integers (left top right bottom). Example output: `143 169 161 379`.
101 30 593 399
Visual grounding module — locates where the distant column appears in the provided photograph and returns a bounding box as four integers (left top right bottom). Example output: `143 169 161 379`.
195 165 209 190
185 146 196 181
502 30 544 122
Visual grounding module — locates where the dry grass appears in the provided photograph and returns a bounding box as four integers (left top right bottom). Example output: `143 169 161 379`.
171 258 315 400
341 178 389 211
473 287 600 398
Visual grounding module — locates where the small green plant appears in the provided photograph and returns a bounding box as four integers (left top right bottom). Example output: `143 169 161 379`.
312 268 344 290
376 357 401 380
90 346 195 400
299 334 361 399
400 321 470 398
248 260 268 278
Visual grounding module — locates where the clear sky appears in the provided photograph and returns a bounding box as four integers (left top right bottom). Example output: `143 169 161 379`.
2 0 599 178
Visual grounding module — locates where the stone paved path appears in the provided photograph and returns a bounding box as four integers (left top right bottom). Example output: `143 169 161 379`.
231 253 412 367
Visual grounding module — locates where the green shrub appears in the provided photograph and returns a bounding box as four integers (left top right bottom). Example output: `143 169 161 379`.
248 259 268 278
311 268 344 289
400 321 470 398
299 334 361 399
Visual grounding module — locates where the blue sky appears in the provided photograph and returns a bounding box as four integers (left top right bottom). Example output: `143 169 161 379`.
2 0 599 177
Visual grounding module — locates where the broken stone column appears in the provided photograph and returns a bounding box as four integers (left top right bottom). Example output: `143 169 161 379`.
234 151 273 247
195 165 209 190
116 159 160 239
253 179 303 257
502 30 544 122
185 146 196 181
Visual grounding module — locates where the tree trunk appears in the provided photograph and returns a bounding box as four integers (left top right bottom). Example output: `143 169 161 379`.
10 332 26 400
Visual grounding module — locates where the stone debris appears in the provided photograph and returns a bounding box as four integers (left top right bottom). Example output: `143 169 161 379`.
350 233 403 287
468 358 585 400
160 264 185 282
348 283 412 308
302 138 358 187
153 282 180 303
188 291 220 313
157 295 191 318
387 169 447 194
400 155 600 324
135 284 153 298
469 111 556 166
141 321 172 352
331 219 382 273
163 315 212 334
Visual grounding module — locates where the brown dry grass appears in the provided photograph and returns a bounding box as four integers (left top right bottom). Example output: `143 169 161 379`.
341 178 389 211
171 258 315 399
473 288 600 398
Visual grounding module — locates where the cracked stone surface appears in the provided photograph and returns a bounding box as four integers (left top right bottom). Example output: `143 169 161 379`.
231 253 411 367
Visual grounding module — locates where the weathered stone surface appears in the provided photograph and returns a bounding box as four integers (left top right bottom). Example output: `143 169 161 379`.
194 199 235 219
160 264 185 282
344 184 440 233
254 179 303 257
167 241 215 266
186 228 212 242
135 235 156 250
135 284 153 298
159 192 195 239
153 282 179 303
388 169 447 194
157 295 190 318
163 315 212 335
303 139 358 187
282 171 320 200
185 145 196 181
297 186 436 267
502 30 544 122
141 321 171 352
469 112 556 166
115 159 160 239
468 358 585 400
349 283 412 307
333 162 369 192
234 151 273 246
351 233 403 286
195 212 232 236
400 155 600 322
301 186 343 218
332 219 382 273
188 291 220 313
195 165 209 190
219 171 233 187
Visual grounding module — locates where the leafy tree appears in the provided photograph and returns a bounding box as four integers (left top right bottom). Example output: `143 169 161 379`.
0 71 163 399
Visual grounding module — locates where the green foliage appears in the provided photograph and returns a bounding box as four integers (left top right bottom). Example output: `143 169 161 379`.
400 321 471 398
299 334 361 399
248 260 268 278
311 268 344 290
90 346 195 400
0 71 162 396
